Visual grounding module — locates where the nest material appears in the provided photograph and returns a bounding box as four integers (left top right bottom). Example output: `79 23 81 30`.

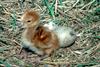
0 0 100 67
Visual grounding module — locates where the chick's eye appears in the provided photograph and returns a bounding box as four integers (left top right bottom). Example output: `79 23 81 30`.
27 20 31 22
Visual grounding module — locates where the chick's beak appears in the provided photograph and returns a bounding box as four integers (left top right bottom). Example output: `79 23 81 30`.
17 18 26 29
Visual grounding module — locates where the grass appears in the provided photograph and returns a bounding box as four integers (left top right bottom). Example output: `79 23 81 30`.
0 0 100 67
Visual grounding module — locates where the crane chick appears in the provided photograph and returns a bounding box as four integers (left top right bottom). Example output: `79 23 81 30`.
21 10 59 56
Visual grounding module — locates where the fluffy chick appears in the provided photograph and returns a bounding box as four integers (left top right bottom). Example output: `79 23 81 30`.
21 10 59 56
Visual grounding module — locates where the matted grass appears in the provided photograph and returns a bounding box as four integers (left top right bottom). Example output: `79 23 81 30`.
0 0 100 67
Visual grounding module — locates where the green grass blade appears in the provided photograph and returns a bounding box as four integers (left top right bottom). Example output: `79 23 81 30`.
10 11 16 31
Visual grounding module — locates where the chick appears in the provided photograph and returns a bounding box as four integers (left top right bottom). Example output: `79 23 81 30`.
21 10 59 56
44 21 77 47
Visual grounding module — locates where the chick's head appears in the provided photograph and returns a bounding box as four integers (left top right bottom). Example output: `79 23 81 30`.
21 10 40 28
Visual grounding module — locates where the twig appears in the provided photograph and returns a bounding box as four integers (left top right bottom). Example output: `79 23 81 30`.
91 64 100 67
81 0 95 10
55 0 58 13
39 61 71 65
91 43 100 55
0 17 8 22
12 39 21 46
0 38 21 46
72 0 80 7
39 60 96 65
34 3 43 11
0 64 18 67
66 0 80 12
57 8 65 17
62 1 75 4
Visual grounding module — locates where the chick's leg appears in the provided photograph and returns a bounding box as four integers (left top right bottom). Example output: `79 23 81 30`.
29 46 44 56
44 48 54 56
18 47 29 60
34 48 54 61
